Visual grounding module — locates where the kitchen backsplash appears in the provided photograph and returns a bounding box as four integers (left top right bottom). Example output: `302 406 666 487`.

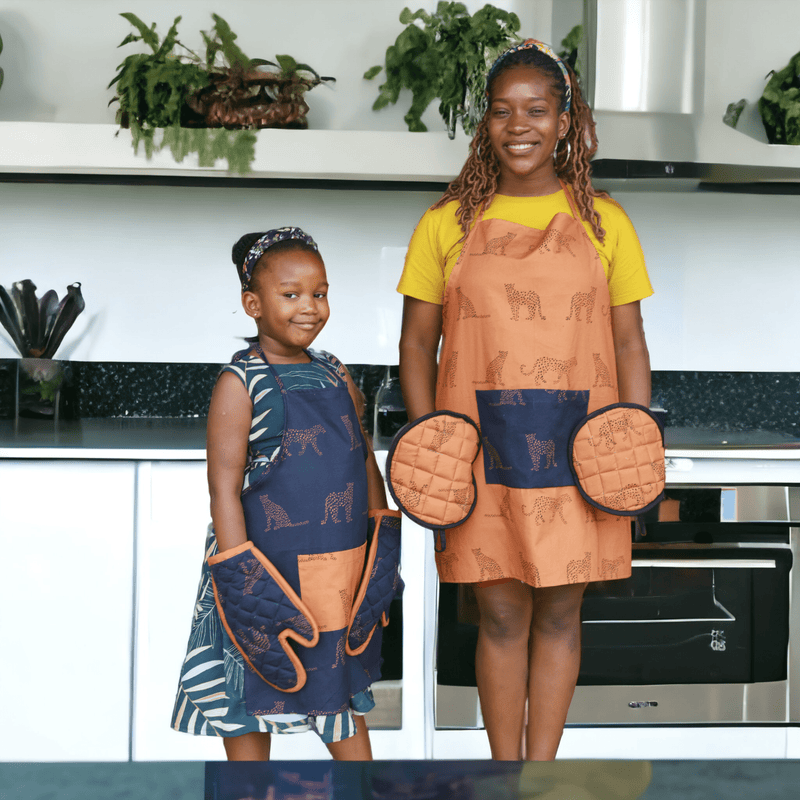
1 359 798 438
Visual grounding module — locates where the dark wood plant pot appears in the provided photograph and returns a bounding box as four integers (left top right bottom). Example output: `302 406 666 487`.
181 68 314 130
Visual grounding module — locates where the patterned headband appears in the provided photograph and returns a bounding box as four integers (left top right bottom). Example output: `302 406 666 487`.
240 227 318 291
486 38 572 113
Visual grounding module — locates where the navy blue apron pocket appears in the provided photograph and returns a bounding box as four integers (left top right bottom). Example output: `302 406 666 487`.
346 510 404 656
208 541 319 693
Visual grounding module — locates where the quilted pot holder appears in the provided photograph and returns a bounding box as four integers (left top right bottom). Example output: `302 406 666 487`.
386 410 481 550
208 541 319 693
346 509 404 656
569 403 666 516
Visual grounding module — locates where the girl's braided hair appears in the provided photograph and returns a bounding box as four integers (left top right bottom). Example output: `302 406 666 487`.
432 47 609 242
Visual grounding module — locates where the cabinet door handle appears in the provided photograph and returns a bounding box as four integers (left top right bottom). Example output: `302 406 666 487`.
632 558 776 569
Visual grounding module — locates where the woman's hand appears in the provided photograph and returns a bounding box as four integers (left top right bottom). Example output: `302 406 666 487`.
610 301 651 407
399 296 443 421
206 371 252 553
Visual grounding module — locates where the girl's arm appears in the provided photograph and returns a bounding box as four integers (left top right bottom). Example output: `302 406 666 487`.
341 367 388 510
206 371 252 553
398 296 443 421
610 300 651 407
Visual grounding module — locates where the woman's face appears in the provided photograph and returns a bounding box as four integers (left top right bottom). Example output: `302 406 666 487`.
487 65 570 196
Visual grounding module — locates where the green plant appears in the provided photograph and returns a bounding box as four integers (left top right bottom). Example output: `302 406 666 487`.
724 49 800 144
759 48 800 144
109 13 333 173
557 24 583 79
365 2 520 137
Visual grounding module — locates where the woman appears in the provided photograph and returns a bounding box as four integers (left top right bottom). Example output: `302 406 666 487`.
397 40 652 760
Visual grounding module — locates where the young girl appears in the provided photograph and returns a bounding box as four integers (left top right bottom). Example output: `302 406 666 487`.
172 227 401 761
398 40 653 760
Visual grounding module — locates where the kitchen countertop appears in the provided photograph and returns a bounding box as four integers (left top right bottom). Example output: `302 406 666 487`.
0 417 208 460
2 418 800 463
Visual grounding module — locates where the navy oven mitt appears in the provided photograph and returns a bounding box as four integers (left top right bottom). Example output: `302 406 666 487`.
208 541 319 693
346 510 404 655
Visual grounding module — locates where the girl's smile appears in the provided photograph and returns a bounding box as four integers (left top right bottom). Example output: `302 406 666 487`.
242 249 330 363
487 65 570 196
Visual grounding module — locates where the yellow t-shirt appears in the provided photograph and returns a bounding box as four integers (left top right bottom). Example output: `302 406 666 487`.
397 190 653 308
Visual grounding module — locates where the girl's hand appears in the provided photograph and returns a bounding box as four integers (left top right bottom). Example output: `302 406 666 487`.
206 371 252 553
399 296 443 421
610 300 651 407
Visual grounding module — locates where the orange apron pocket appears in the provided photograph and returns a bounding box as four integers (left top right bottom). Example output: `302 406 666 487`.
296 543 367 633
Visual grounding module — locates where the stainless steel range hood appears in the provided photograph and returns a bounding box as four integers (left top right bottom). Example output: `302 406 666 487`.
584 0 800 183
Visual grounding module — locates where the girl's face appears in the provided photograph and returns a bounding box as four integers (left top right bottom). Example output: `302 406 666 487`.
242 248 330 363
487 65 570 196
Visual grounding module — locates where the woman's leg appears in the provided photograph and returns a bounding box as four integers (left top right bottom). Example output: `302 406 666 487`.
324 714 373 761
473 580 535 760
223 731 271 761
525 582 587 761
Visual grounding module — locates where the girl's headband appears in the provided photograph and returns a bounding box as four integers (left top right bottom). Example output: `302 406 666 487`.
486 38 572 113
240 227 318 291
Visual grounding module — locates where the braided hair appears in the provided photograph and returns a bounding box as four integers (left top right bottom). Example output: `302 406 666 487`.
432 46 609 242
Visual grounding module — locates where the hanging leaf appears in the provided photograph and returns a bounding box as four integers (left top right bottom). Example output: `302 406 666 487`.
119 13 160 52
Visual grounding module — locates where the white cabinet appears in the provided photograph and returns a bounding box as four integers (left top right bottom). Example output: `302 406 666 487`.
130 460 224 761
0 460 136 761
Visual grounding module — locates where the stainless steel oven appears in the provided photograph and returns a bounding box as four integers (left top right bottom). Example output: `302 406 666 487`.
435 482 800 728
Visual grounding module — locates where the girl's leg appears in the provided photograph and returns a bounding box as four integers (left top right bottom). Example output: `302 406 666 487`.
525 582 587 761
324 714 373 761
223 731 271 761
473 580 535 760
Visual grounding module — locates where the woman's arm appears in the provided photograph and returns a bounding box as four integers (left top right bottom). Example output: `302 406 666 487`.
610 301 651 407
398 296 443 421
206 371 252 553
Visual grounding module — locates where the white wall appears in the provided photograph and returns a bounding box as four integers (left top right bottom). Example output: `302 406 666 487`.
3 182 799 371
0 182 438 364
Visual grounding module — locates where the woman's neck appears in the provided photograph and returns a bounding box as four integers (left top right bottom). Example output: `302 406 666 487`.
497 172 562 197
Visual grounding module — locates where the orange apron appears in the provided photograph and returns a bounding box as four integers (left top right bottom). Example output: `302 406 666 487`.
435 185 632 588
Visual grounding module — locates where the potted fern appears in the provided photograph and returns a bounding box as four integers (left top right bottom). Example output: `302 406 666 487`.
364 2 521 138
109 13 334 174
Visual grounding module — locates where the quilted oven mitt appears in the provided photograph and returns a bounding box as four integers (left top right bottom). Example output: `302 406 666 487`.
569 403 665 516
208 541 319 693
387 410 481 536
346 510 404 655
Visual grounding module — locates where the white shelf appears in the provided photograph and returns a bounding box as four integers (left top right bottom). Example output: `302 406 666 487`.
0 122 470 182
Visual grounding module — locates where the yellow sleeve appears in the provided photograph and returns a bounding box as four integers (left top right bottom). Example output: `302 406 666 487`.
397 203 463 305
598 198 654 307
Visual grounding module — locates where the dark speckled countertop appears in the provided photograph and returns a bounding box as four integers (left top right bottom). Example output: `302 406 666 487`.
2 361 800 458
2 418 799 461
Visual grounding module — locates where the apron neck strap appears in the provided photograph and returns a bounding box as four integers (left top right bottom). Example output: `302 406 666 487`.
559 179 582 221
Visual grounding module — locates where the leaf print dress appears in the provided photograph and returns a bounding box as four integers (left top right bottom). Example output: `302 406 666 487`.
170 351 375 744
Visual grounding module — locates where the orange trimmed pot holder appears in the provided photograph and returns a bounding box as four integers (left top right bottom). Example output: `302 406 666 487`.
386 410 481 551
569 403 666 516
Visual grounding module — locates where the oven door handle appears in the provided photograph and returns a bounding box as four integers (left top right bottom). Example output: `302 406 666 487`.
632 558 776 569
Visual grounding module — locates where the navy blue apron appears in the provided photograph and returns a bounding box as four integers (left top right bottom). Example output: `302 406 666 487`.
210 348 394 717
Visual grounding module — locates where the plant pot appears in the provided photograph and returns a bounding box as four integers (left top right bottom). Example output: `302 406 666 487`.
16 358 77 421
181 69 314 130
